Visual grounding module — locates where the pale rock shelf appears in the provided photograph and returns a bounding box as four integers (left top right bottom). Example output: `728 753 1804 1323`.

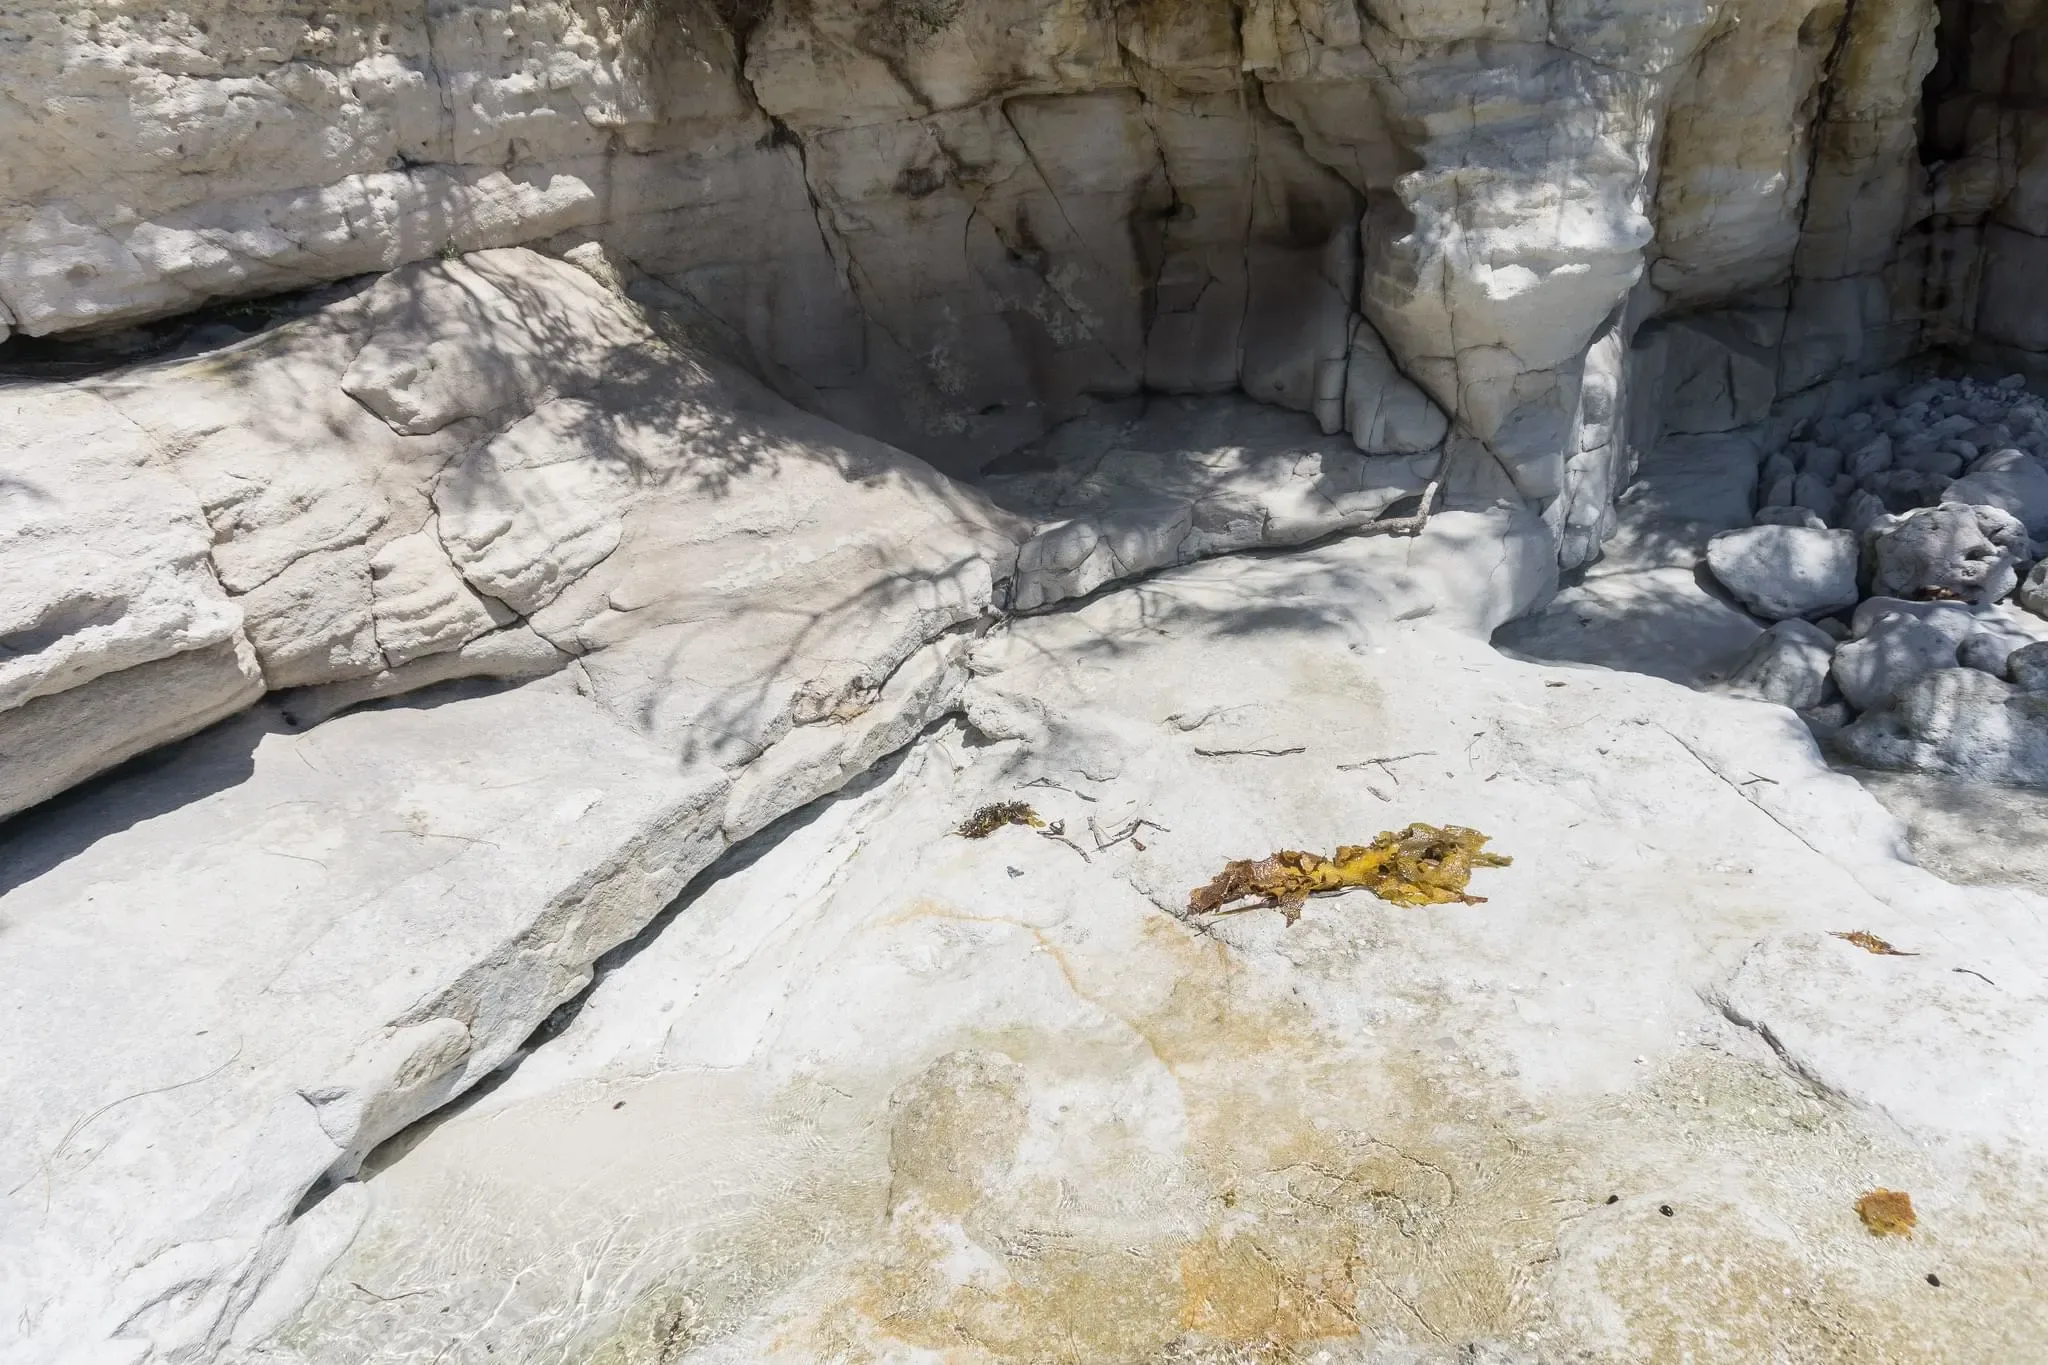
6 2 2048 1361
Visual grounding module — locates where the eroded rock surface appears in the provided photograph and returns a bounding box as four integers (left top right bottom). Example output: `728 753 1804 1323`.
223 513 2048 1365
0 247 1027 819
7 3 2048 1361
6 0 2027 527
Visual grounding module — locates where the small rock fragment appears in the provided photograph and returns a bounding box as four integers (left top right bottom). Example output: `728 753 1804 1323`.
1838 489 1891 538
1793 472 1840 523
1845 433 1892 479
1800 699 1855 733
1861 468 1948 513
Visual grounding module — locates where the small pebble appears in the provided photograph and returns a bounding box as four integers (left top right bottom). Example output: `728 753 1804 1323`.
1659 1204 1674 1217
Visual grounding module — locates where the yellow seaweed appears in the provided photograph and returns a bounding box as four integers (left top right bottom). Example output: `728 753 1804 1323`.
1855 1189 1917 1237
1188 824 1510 924
1831 931 1915 956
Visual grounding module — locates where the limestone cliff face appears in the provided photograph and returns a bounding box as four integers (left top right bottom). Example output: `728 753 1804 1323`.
0 1 2039 558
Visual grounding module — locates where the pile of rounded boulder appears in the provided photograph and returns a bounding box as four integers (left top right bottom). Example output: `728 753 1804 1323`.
1708 374 2048 787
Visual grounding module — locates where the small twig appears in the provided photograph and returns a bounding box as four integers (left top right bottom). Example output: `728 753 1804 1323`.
380 829 501 848
1037 820 1092 862
1089 815 1170 851
1361 470 1444 538
1654 725 1835 864
1336 749 1435 775
1338 749 1436 796
1194 745 1306 758
1163 706 1252 733
12 1041 245 1198
350 1281 436 1304
1022 776 1098 803
1952 967 1998 987
258 849 329 870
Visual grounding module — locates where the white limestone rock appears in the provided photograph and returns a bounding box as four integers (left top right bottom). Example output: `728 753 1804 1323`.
231 545 384 690
0 686 731 1362
0 386 263 817
1342 319 1451 455
1845 431 1893 479
1553 317 1635 571
339 250 651 436
1865 502 2027 605
2009 642 2048 694
2019 559 2048 619
0 388 245 713
1714 931 2048 1152
1703 525 1861 621
433 398 642 618
1497 433 1764 685
1849 596 1982 647
1831 616 1958 713
1860 467 1950 513
1753 505 1826 530
1838 487 1892 536
278 627 571 729
1834 666 2048 786
985 397 1429 612
0 0 1925 522
365 528 518 669
1944 448 2048 538
232 509 2048 1365
0 636 265 819
1959 630 2022 676
1721 618 1837 710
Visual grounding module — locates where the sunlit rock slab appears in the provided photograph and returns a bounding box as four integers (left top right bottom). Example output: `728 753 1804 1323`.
0 682 730 1364
248 515 2048 1364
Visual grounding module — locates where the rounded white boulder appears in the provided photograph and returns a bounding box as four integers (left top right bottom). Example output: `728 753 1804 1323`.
1704 525 1861 621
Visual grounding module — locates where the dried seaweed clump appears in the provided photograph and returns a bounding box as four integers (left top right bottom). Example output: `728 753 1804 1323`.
957 801 1045 839
1832 931 1915 956
1188 824 1510 924
1856 1188 1917 1237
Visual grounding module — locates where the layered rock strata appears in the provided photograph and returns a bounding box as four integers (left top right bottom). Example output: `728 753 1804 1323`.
4 0 2026 569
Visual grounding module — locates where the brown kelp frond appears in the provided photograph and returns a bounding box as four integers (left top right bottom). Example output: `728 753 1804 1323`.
957 801 1046 839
